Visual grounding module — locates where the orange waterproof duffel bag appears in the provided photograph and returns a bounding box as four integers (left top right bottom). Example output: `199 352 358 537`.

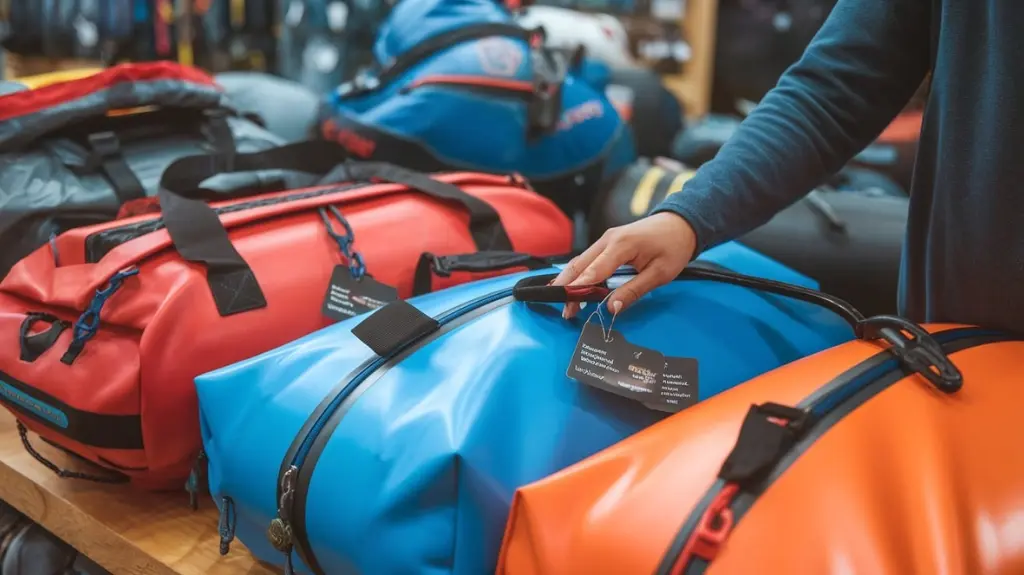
499 317 1024 574
0 142 571 490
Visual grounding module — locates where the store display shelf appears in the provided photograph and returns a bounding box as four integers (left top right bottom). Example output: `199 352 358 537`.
0 411 275 575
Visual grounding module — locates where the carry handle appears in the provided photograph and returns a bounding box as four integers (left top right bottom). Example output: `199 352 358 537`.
412 251 551 296
159 140 352 199
154 141 353 317
318 162 514 251
513 264 866 330
18 313 69 363
514 264 964 392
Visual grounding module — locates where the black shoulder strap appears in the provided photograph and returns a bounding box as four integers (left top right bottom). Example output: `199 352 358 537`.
338 23 542 98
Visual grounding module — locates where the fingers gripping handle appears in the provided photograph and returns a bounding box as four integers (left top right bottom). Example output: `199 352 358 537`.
513 265 964 393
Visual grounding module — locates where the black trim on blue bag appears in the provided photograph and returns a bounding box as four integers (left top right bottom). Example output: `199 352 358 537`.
0 370 144 450
282 295 512 575
351 301 440 357
337 23 542 99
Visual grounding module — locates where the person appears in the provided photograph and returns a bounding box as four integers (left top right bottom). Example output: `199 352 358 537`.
555 0 1024 334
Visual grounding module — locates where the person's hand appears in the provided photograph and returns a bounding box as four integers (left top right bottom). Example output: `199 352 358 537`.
553 212 698 319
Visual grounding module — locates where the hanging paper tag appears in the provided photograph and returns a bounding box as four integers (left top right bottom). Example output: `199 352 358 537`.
567 323 664 402
643 356 699 413
322 266 398 322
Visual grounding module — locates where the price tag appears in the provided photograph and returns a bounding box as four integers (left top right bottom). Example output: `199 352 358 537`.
643 356 699 413
567 323 700 412
322 266 398 322
567 323 665 402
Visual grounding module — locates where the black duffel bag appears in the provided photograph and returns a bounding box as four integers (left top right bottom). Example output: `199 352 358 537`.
0 62 289 280
590 158 907 316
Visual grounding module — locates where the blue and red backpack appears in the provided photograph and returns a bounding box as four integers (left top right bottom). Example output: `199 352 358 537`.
317 0 637 216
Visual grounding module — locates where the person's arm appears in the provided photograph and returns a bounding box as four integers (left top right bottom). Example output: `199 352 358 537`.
657 0 932 253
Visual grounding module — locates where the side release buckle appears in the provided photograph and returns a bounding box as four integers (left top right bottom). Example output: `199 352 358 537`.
858 315 963 393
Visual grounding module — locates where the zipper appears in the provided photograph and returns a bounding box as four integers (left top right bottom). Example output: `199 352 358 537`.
84 183 359 262
398 75 538 101
268 286 516 574
657 326 1014 575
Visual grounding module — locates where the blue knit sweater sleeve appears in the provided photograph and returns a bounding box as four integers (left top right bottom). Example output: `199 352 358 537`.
656 0 932 253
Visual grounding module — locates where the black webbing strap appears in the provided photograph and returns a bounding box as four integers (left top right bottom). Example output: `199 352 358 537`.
526 45 567 138
717 402 812 490
319 162 514 251
412 251 550 295
201 110 238 169
339 23 542 98
158 188 268 316
160 140 350 197
155 141 350 317
85 131 145 204
351 300 440 357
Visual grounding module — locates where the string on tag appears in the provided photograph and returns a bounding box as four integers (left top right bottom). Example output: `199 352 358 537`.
584 290 619 343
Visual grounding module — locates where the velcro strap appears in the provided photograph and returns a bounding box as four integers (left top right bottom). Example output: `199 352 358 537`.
352 300 440 357
717 402 811 489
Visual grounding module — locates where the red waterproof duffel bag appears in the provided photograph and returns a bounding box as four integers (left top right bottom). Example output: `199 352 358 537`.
0 141 571 490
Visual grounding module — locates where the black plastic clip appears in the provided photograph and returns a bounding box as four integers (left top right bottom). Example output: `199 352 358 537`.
717 402 814 490
18 313 69 363
857 315 963 393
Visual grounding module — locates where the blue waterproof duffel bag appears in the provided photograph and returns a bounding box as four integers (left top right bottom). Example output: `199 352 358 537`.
318 0 637 216
197 241 857 575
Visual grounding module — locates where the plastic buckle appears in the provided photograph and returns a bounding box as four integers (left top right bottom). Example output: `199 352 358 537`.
890 337 963 393
431 255 453 278
858 315 963 393
87 131 121 158
687 483 740 562
717 402 811 489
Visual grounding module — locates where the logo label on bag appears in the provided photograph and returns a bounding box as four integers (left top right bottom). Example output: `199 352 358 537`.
476 38 524 77
322 266 399 322
567 323 699 413
0 380 69 428
322 119 377 158
557 100 605 131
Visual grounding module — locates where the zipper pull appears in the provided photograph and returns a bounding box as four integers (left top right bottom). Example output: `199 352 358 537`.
671 483 740 575
62 266 139 365
267 466 298 555
185 449 207 510
218 496 237 555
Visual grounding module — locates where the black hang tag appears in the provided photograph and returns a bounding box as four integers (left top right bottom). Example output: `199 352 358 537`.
322 265 398 322
567 323 664 403
644 356 700 413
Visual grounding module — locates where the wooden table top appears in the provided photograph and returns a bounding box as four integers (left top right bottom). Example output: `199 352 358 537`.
0 411 277 575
